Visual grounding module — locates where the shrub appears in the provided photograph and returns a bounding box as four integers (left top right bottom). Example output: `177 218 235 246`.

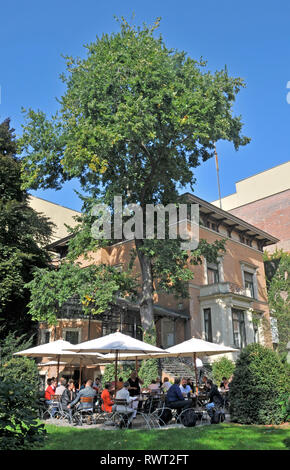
229 343 290 425
138 358 159 387
1 357 40 389
138 328 159 387
102 363 133 384
212 357 235 386
0 380 46 450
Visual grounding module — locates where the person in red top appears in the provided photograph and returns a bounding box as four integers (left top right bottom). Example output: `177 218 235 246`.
101 383 114 412
45 378 57 404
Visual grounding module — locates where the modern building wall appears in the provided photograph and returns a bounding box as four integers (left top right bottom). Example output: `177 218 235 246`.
28 195 81 243
228 190 290 253
211 161 290 253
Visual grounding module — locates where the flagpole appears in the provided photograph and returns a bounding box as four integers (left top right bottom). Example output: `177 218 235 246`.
214 143 222 209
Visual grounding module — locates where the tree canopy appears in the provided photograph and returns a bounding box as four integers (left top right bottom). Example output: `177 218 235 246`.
19 18 249 331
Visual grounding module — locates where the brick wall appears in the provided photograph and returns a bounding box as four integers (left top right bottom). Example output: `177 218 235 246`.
229 190 290 253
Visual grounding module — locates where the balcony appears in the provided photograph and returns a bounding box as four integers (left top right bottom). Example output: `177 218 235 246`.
199 282 253 299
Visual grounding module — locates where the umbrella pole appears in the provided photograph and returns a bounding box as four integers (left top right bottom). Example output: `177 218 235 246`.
57 356 60 382
193 353 198 395
79 359 83 390
135 357 138 373
114 351 118 397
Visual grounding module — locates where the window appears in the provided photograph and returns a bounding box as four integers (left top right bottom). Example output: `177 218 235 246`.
162 319 175 348
64 329 80 345
101 307 142 340
207 266 219 284
41 330 51 344
244 271 255 298
204 308 213 342
232 309 246 349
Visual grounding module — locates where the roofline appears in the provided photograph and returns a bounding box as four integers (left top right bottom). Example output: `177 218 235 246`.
47 193 279 251
28 194 82 214
183 192 279 244
211 160 290 202
235 160 290 185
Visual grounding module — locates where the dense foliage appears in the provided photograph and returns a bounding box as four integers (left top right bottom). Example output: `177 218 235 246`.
0 118 53 338
0 380 46 450
212 356 235 386
25 261 138 324
138 329 159 386
229 343 290 425
102 363 133 384
264 250 290 356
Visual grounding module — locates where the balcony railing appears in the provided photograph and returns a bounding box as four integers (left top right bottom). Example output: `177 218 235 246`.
200 282 253 299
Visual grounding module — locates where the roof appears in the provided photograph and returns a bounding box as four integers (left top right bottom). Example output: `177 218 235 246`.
184 192 279 246
46 192 279 252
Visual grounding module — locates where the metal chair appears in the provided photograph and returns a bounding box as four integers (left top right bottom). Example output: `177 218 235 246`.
42 394 65 420
73 396 95 426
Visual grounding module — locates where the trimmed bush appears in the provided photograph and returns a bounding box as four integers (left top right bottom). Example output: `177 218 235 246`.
229 343 290 425
0 380 46 450
212 357 235 386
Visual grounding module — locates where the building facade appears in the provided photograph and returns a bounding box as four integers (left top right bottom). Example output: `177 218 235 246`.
36 193 278 381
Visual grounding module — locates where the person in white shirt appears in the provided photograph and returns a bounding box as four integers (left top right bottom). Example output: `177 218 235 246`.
115 381 136 426
179 377 192 397
55 377 67 396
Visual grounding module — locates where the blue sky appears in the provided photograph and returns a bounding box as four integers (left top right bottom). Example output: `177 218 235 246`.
0 0 289 211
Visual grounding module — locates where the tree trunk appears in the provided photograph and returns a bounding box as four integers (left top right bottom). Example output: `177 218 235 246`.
135 239 155 332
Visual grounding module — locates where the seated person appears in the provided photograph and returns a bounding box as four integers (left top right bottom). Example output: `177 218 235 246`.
166 377 193 415
44 378 56 405
114 381 136 428
61 379 77 423
44 378 58 417
220 377 229 390
148 379 160 392
55 377 67 396
92 377 102 393
162 377 172 392
67 379 96 413
101 383 114 412
180 377 192 397
204 379 223 417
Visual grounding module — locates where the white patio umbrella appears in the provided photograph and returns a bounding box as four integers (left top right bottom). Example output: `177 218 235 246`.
14 339 105 386
67 332 169 394
166 337 238 393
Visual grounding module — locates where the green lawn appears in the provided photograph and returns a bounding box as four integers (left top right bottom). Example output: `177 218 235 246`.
38 423 290 450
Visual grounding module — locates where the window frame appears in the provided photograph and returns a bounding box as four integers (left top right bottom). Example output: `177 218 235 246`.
63 328 81 345
244 271 255 298
232 309 247 349
203 308 213 343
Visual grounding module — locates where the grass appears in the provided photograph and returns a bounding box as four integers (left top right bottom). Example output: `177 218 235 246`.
38 423 290 451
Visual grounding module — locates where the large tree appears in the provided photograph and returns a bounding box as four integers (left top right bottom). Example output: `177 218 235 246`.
0 118 53 338
19 18 249 331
